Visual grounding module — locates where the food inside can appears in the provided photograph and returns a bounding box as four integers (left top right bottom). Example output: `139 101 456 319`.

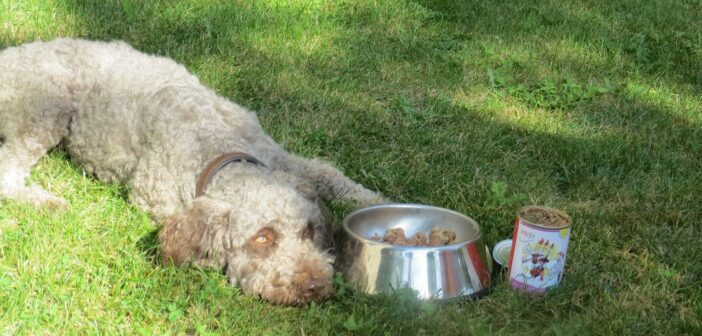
519 207 570 228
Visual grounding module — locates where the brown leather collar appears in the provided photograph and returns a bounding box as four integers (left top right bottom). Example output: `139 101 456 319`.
195 152 268 197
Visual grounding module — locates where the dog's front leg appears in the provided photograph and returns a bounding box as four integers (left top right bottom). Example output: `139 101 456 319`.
0 139 68 208
283 155 388 208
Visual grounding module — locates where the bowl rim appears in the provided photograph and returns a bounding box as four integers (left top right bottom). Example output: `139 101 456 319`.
342 203 484 250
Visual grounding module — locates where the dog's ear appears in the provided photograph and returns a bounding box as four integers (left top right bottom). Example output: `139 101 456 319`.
158 200 231 265
159 205 208 265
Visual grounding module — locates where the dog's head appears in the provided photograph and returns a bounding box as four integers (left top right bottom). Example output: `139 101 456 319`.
158 181 334 305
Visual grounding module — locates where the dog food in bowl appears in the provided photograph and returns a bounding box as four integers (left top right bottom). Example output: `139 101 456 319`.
370 227 457 246
337 204 493 299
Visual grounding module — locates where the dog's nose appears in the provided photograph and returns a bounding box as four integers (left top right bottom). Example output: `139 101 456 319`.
298 278 329 299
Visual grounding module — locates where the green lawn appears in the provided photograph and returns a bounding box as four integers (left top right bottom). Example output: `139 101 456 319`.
1 0 701 335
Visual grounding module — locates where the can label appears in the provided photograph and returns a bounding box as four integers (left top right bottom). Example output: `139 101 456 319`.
508 207 572 293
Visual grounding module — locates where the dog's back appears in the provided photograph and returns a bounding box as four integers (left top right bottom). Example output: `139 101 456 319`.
0 38 277 213
1 39 216 182
0 39 78 145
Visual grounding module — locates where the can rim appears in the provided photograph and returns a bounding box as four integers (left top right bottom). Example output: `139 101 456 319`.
517 206 572 230
492 239 513 267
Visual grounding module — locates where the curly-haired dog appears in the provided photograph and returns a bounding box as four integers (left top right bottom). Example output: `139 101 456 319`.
0 38 385 305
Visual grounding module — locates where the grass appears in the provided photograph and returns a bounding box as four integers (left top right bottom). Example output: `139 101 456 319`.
1 0 701 334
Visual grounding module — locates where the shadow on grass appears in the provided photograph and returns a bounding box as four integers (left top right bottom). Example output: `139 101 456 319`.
136 227 161 264
411 0 702 90
5 0 698 334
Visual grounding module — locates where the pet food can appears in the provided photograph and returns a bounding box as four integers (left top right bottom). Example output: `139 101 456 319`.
508 206 572 293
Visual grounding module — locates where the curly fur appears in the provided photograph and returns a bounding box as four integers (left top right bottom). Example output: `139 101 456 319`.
0 38 385 305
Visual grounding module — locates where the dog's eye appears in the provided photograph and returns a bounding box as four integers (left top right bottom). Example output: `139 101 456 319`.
302 221 314 241
250 228 276 248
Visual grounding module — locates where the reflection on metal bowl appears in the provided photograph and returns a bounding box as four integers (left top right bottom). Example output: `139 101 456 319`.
336 204 492 300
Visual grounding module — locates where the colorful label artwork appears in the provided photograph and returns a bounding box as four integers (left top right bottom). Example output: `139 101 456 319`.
509 221 571 293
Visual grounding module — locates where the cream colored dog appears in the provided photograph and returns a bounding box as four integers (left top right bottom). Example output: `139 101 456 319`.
0 38 384 305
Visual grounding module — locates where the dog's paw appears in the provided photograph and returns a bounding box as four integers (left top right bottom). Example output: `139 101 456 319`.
352 190 391 208
19 186 69 209
43 195 69 209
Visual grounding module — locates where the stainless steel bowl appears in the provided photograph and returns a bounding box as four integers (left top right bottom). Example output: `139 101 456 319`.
336 204 492 300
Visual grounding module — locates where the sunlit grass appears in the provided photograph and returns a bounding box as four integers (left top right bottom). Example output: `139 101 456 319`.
0 0 85 45
1 0 701 335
